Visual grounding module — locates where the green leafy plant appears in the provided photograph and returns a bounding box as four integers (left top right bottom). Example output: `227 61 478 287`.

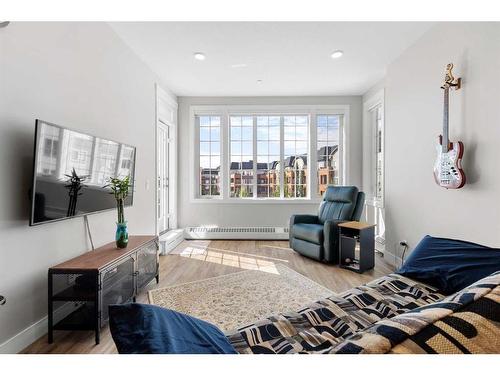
104 176 132 223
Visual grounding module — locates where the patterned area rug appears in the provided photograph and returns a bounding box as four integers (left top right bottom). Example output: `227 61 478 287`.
148 263 333 331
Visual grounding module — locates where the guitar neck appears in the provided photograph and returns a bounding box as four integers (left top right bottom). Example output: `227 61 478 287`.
442 87 449 152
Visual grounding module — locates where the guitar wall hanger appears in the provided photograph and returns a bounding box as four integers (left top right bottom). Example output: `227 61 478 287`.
441 63 462 90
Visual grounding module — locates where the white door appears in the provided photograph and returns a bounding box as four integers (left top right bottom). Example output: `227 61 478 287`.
156 84 177 235
157 122 169 233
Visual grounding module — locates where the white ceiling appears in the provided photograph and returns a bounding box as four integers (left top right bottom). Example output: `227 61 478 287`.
109 22 434 97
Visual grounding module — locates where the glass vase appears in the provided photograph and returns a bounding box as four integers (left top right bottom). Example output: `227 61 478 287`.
116 222 129 249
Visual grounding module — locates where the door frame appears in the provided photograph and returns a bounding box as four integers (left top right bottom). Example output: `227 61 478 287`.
155 84 178 235
362 88 385 207
362 88 385 253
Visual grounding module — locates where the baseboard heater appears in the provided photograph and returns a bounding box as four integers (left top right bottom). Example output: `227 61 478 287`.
184 226 289 240
159 229 184 255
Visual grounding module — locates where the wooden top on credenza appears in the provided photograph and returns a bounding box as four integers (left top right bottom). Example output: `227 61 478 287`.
50 235 157 271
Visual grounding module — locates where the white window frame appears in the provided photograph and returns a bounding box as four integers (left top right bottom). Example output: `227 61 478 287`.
192 112 225 200
315 113 346 194
363 89 385 208
189 104 350 204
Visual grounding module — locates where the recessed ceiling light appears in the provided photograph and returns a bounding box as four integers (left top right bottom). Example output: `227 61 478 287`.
330 50 344 59
256 79 263 84
193 52 206 61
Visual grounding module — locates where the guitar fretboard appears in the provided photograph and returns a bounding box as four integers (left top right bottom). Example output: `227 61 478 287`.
442 86 449 153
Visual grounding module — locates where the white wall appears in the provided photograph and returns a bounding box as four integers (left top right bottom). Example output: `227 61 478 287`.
384 22 500 260
177 96 363 228
0 22 173 351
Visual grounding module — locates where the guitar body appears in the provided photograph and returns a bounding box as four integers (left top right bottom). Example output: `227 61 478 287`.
433 135 465 189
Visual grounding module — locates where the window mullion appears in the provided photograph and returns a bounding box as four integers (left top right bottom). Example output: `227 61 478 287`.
210 117 215 197
279 115 284 199
252 115 257 198
195 115 200 199
222 113 229 200
310 112 317 199
339 114 344 185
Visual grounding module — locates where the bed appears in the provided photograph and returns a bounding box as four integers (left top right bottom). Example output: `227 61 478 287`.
109 235 500 354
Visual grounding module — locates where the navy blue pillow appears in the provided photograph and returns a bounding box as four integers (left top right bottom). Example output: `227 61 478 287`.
397 235 500 295
109 303 237 354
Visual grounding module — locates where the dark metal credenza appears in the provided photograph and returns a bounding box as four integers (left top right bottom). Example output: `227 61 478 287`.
48 235 159 345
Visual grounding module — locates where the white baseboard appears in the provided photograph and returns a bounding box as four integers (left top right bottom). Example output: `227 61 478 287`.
382 251 402 269
0 314 47 354
0 302 76 354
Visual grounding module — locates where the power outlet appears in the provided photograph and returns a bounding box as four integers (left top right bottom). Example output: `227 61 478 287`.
398 240 409 267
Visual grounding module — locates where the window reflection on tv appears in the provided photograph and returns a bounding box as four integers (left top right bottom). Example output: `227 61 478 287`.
30 120 136 225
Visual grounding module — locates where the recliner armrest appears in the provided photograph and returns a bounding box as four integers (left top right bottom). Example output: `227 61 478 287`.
289 215 319 247
290 214 319 226
323 219 348 263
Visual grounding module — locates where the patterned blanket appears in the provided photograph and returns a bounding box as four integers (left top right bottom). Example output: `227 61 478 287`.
226 274 444 354
329 271 500 354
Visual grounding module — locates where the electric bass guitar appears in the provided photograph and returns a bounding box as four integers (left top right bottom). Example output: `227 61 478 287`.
433 63 466 189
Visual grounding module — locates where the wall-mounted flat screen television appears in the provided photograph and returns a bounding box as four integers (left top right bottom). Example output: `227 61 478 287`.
30 119 136 226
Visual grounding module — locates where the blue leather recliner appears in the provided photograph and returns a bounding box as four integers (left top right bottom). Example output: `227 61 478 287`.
289 186 365 263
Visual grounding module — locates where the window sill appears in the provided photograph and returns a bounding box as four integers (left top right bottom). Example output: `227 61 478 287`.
190 198 322 205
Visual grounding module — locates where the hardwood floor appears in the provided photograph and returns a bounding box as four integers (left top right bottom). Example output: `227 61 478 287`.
22 240 394 354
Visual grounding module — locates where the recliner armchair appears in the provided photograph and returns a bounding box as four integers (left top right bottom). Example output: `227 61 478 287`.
289 186 365 263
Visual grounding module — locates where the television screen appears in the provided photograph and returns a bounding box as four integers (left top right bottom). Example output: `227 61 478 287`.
30 119 136 225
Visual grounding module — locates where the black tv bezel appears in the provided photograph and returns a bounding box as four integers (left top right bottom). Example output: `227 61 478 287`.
29 119 136 227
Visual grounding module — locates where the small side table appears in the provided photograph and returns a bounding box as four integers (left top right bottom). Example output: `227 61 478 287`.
338 221 376 273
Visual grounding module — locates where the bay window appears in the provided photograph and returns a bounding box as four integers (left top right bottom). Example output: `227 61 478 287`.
192 105 347 202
